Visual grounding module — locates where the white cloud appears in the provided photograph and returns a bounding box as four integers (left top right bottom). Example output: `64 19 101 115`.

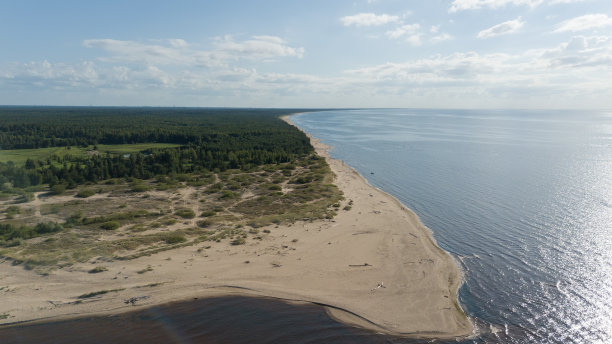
449 0 584 12
386 24 420 39
431 33 453 43
427 25 453 43
214 35 304 59
339 35 612 107
385 24 422 45
83 39 194 65
351 36 612 79
450 0 540 12
168 39 189 48
2 35 611 108
83 36 304 67
542 35 612 68
478 17 525 39
1 60 104 90
340 13 399 27
549 0 586 3
554 14 612 33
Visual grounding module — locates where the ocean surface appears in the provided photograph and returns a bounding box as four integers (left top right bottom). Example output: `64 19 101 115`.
292 109 612 343
3 108 610 343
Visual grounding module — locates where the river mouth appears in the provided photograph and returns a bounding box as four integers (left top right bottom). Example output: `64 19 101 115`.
0 296 423 344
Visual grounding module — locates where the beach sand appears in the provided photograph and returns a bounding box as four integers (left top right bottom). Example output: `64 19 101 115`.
0 115 473 339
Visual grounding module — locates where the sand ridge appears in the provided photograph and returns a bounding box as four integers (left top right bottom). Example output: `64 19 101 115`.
0 115 473 339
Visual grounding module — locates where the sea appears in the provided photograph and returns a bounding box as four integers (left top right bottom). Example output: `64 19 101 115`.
2 108 610 343
292 109 612 343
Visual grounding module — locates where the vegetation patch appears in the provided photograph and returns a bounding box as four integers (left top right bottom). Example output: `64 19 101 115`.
164 232 187 244
5 205 20 216
0 222 63 242
100 221 120 230
137 265 154 274
81 210 158 225
196 220 212 228
76 189 96 198
131 184 150 193
50 184 66 195
88 266 108 273
175 208 195 219
230 237 246 245
0 108 344 270
78 288 125 299
200 210 216 217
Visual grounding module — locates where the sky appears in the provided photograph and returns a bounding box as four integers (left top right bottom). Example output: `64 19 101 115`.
0 0 611 109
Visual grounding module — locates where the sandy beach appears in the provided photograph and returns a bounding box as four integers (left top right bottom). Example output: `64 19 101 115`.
0 115 473 339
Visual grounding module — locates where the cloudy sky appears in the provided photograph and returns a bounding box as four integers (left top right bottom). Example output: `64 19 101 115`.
1 0 611 109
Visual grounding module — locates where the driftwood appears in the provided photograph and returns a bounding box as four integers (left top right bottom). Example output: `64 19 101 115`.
370 282 386 292
124 295 150 305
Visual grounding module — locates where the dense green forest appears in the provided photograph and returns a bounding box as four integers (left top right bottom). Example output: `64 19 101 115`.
0 107 314 189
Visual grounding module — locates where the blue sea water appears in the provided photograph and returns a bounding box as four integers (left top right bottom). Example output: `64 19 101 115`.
292 109 612 343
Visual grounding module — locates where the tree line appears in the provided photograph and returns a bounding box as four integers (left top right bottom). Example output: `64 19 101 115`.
0 107 315 189
0 107 311 149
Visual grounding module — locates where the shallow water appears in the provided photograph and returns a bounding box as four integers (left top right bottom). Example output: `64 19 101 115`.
0 296 419 344
292 109 612 343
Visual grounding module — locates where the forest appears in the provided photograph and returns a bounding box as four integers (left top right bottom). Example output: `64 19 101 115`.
0 107 314 190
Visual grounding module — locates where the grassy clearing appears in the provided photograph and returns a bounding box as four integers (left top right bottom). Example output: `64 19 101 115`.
0 143 182 166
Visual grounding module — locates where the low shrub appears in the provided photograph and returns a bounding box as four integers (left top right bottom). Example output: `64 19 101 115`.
219 190 237 200
137 265 154 274
88 266 108 274
196 220 212 228
0 222 63 241
100 221 120 230
200 210 216 217
131 184 150 193
35 222 63 234
175 208 196 219
230 237 246 245
6 206 20 215
50 184 66 195
76 189 96 198
165 232 187 244
0 238 23 247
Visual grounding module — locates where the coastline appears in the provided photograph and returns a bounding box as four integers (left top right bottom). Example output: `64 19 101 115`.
281 114 473 338
0 114 473 340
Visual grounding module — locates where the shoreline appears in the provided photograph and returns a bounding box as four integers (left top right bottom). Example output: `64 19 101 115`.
281 114 473 338
0 114 473 340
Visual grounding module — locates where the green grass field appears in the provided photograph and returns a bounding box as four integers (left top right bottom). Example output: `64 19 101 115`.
0 143 182 166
